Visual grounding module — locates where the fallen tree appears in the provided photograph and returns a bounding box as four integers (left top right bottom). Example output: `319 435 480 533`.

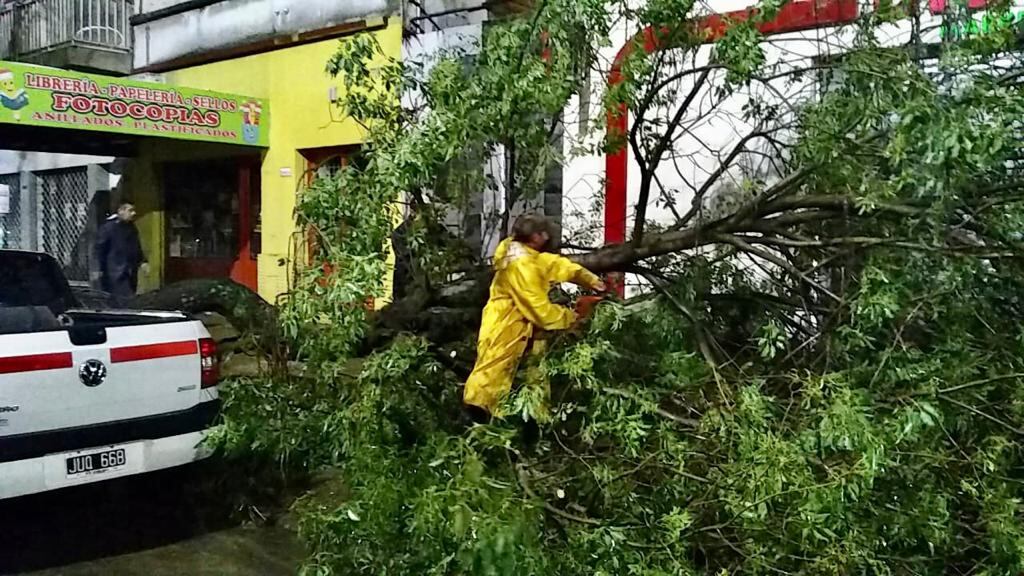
129 278 277 337
209 1 1024 574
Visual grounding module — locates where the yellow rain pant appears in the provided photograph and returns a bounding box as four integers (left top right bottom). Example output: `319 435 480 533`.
463 238 601 415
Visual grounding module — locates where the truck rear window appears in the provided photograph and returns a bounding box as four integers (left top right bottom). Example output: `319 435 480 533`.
0 252 77 313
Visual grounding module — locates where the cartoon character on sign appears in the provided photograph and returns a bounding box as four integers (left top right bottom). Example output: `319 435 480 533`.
0 69 28 121
241 101 262 144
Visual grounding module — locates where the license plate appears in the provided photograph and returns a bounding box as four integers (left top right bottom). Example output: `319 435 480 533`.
65 448 127 477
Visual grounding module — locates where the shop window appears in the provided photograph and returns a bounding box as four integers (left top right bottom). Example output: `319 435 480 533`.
315 157 342 180
161 157 261 290
166 161 238 260
302 145 365 186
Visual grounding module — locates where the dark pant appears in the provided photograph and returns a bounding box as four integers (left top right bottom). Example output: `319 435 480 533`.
461 405 539 448
103 274 137 308
464 405 491 425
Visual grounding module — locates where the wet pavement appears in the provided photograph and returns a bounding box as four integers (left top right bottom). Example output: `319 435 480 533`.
0 464 303 576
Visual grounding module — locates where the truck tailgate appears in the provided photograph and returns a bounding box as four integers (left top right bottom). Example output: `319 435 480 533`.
0 320 212 438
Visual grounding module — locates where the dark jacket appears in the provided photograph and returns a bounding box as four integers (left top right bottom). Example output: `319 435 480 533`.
391 218 414 300
96 216 145 298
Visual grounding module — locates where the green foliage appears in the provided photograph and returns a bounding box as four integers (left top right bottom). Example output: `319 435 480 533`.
251 289 1020 575
715 20 768 84
212 0 1024 574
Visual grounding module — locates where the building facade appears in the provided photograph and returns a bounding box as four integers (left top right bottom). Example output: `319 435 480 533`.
126 0 401 299
0 0 403 303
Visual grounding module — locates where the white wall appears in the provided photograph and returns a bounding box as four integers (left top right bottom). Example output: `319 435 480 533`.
133 0 393 70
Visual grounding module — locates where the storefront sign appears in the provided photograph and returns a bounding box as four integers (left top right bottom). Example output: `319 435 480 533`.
0 61 269 147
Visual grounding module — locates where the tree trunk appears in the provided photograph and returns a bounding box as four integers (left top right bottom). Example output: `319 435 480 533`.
129 279 279 348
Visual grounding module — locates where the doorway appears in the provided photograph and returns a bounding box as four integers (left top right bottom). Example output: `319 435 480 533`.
162 158 261 291
300 145 376 308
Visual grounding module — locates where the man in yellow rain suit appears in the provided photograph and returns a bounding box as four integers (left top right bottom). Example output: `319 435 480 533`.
463 214 606 420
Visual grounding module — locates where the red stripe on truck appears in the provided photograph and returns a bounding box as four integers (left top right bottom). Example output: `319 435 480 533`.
110 340 199 363
0 352 74 374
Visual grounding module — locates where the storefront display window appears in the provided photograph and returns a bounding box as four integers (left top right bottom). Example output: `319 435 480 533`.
165 160 238 260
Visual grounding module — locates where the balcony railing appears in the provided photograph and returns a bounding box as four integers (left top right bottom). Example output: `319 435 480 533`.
0 0 132 62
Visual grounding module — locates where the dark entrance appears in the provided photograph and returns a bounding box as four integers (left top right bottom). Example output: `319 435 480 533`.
162 158 260 291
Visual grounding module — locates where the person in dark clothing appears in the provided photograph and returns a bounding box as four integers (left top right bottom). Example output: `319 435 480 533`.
95 200 147 307
391 216 415 301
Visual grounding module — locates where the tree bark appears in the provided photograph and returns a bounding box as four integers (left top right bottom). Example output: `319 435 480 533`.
129 279 279 348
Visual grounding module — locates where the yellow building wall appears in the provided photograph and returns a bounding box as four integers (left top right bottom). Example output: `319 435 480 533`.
136 19 401 302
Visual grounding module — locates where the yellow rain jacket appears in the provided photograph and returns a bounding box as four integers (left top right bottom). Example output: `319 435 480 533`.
463 238 602 415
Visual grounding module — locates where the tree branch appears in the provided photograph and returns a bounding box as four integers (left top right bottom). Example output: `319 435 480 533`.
516 463 603 525
634 68 713 246
712 233 842 303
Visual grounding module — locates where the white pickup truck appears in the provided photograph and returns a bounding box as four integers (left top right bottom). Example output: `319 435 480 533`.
0 250 220 499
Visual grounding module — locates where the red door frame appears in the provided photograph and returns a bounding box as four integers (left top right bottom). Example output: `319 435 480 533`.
602 0 860 294
230 159 260 290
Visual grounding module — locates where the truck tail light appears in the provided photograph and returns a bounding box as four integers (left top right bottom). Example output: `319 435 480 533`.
199 338 219 388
